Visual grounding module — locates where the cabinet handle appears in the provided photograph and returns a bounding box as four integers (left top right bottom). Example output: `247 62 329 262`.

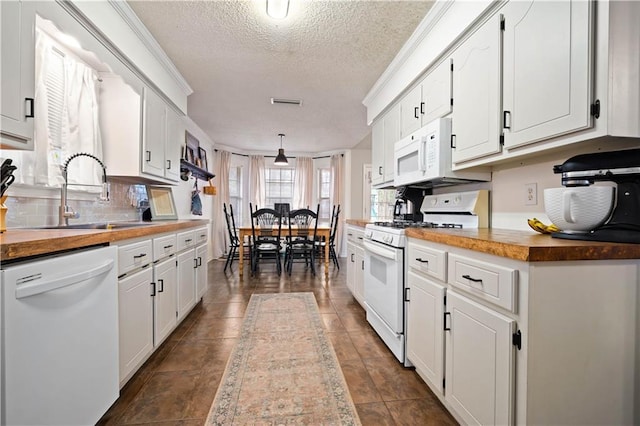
361 260 364 270
415 258 428 263
450 134 456 149
25 98 35 118
348 233 353 237
378 166 383 176
166 159 171 169
420 101 425 115
404 287 410 302
150 282 156 296
164 244 173 249
444 312 451 331
197 256 202 267
158 279 164 293
357 236 363 240
194 258 198 269
503 110 511 129
462 274 483 284
134 253 147 259
414 106 419 119
351 253 355 262
145 150 151 162
185 238 193 243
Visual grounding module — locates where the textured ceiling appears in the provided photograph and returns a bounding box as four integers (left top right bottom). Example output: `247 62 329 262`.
127 0 433 154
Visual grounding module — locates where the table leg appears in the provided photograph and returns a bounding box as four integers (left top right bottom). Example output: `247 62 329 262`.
239 230 245 277
324 231 329 278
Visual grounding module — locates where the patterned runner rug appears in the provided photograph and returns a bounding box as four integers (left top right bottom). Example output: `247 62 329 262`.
206 292 361 425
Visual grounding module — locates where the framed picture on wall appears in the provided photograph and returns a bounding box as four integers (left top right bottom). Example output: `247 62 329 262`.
145 185 178 220
185 131 200 164
198 147 208 171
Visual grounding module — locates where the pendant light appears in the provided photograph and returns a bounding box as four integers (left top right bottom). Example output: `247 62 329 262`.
266 0 289 19
274 133 288 166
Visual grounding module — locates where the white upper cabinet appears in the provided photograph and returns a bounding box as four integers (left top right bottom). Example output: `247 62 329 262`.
400 59 453 139
1 0 35 150
371 103 399 187
502 0 593 149
100 76 182 184
450 13 503 164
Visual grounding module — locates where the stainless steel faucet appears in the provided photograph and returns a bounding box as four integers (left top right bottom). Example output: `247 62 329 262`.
59 153 109 226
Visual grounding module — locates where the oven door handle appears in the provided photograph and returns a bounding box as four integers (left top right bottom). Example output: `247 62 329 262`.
363 240 400 261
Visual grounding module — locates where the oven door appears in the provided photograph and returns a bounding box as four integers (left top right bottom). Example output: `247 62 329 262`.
362 239 404 333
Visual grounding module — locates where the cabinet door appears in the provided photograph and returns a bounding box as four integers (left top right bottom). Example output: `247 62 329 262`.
445 290 515 426
177 249 196 322
118 267 153 385
502 0 593 148
406 270 445 395
165 107 182 181
346 242 356 294
383 104 399 183
142 87 167 177
354 246 365 307
195 243 208 299
421 59 452 125
154 256 177 346
0 0 35 149
400 85 422 138
371 119 384 186
450 13 502 164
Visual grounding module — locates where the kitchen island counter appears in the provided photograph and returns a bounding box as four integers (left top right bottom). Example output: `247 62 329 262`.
0 219 209 262
405 227 640 261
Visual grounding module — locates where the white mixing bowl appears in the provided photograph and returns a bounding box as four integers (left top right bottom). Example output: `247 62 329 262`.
543 186 615 233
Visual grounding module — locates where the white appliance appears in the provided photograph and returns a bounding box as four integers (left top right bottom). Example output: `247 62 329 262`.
393 117 491 187
1 246 119 425
363 190 489 365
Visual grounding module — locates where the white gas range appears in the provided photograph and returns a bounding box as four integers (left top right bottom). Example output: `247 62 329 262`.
363 190 489 365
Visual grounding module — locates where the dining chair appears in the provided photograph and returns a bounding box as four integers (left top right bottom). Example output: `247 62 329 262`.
284 204 319 275
316 204 341 269
249 203 283 275
223 203 249 272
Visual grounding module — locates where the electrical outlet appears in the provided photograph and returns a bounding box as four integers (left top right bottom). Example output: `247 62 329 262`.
525 183 537 205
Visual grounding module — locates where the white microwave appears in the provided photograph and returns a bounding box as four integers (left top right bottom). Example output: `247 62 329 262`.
393 118 491 187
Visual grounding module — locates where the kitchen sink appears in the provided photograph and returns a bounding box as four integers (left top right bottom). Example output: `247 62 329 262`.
31 222 154 230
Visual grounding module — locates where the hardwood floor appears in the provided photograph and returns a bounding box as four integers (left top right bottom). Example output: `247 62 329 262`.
99 258 457 425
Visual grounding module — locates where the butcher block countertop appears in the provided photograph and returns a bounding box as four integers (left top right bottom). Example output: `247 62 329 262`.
345 219 372 228
405 227 640 262
0 220 209 262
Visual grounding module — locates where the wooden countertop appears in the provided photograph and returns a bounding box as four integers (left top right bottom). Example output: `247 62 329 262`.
345 219 372 228
405 228 640 262
0 219 210 262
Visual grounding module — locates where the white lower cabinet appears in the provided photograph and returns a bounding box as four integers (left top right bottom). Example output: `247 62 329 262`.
195 242 208 299
118 266 153 386
444 290 515 426
408 237 640 425
153 255 178 347
177 248 196 322
346 225 365 307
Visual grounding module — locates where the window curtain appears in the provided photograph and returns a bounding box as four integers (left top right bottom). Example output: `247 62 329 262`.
292 156 313 209
330 154 345 254
13 30 102 188
212 150 231 259
249 155 265 209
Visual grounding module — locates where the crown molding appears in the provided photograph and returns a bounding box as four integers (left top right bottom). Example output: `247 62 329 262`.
107 0 193 97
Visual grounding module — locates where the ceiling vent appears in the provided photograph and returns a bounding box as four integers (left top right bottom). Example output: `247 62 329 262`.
271 98 302 106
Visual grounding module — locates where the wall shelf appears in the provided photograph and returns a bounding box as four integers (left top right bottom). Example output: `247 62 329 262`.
180 159 215 181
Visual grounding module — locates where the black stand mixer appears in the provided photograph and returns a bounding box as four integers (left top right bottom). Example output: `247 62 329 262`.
552 148 640 243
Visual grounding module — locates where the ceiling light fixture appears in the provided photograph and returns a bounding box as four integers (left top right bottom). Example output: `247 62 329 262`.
274 133 288 166
266 0 289 19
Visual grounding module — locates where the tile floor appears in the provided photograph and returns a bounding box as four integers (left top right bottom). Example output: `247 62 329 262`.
98 258 458 425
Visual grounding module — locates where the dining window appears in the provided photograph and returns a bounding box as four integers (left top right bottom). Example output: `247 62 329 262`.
318 167 331 221
265 167 294 208
229 165 243 225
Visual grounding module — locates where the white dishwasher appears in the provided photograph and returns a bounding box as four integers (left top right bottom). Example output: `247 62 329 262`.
1 245 119 426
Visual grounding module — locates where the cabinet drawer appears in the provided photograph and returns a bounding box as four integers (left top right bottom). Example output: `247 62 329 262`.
153 233 177 261
194 227 208 245
448 253 518 312
346 226 364 245
118 239 153 275
408 242 447 282
176 230 196 251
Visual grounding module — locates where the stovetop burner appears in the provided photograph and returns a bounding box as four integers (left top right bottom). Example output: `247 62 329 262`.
374 221 463 229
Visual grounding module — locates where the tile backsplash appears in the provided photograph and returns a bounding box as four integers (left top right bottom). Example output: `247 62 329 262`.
4 181 141 228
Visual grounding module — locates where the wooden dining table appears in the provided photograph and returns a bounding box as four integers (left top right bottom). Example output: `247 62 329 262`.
237 225 332 278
